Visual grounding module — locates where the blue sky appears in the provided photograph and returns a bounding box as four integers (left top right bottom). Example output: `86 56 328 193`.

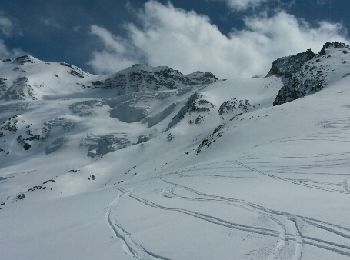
0 0 349 77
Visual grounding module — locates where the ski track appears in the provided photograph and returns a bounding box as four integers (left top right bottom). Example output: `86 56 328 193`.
105 157 350 259
234 160 350 195
106 192 171 260
159 178 350 258
159 179 302 260
174 159 350 195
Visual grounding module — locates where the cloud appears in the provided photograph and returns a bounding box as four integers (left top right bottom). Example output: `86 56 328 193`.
89 25 141 73
88 1 347 78
217 0 268 10
0 39 21 59
0 14 22 58
210 0 296 11
0 14 14 37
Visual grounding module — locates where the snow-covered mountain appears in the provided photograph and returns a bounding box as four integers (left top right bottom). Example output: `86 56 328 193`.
1 42 350 260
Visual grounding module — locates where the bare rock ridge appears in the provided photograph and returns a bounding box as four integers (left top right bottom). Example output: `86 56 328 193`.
266 48 316 78
90 64 218 94
268 41 350 105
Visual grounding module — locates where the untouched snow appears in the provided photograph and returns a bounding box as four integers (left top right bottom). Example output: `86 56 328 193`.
1 45 350 259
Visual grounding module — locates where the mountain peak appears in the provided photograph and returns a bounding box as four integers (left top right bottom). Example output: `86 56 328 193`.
319 41 350 55
273 41 350 105
12 54 41 65
91 64 219 93
266 49 315 78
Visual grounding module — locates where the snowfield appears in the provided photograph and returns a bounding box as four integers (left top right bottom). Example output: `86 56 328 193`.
1 43 350 259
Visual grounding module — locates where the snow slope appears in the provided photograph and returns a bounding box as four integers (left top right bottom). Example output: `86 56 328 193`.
1 43 350 260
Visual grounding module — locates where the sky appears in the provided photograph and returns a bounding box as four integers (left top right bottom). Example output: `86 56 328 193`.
0 0 349 78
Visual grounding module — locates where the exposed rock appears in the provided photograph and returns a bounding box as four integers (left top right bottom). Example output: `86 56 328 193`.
167 93 214 130
28 185 44 192
137 135 149 144
83 134 131 158
110 103 149 123
2 77 36 101
88 174 96 181
272 42 350 105
319 42 350 55
218 98 252 115
167 133 174 142
266 49 315 78
196 124 225 154
42 179 55 185
13 55 38 65
17 129 40 150
17 193 25 200
60 62 88 78
0 115 19 134
41 118 75 139
70 69 84 78
90 64 218 94
189 115 205 125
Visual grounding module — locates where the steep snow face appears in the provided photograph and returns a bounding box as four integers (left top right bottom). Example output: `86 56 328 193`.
1 44 350 260
270 42 350 105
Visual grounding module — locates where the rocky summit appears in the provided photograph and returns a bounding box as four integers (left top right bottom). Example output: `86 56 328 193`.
269 42 350 105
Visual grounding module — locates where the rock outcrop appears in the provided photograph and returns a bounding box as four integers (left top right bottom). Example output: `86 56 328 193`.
269 42 350 105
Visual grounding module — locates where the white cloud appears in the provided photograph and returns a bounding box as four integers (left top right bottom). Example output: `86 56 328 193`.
0 14 22 58
0 14 14 37
89 25 140 73
211 0 295 11
0 40 21 58
89 1 347 78
221 0 268 10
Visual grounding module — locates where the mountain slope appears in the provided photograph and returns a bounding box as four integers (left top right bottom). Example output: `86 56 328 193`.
1 42 350 260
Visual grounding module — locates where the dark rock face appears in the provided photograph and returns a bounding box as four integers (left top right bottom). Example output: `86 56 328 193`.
196 124 225 154
167 93 214 130
319 42 349 55
60 62 87 78
17 130 41 150
41 118 75 139
42 179 55 185
0 116 74 152
90 65 218 94
13 55 36 65
274 75 325 105
218 98 252 115
110 103 148 123
271 42 350 106
136 135 149 144
17 193 25 200
2 77 36 101
266 49 315 78
84 135 131 158
0 115 19 134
